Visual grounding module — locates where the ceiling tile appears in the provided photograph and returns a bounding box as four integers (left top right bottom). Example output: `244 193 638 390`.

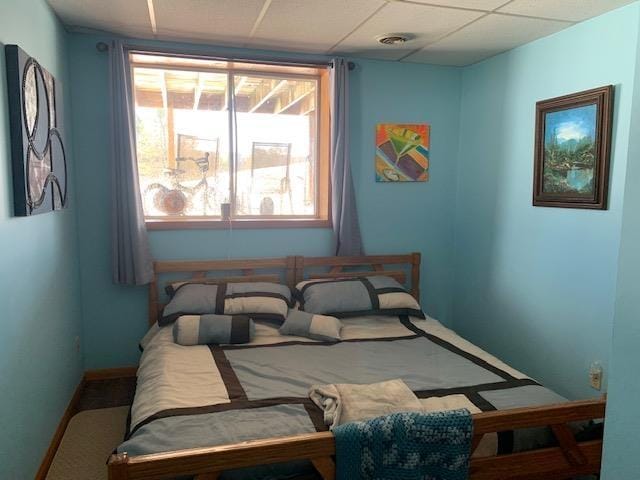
403 46 492 66
335 2 484 61
247 0 386 53
405 13 570 66
405 0 509 11
154 0 264 45
47 0 154 37
47 0 625 67
498 0 634 22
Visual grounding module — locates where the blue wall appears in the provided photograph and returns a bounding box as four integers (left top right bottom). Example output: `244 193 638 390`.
601 5 640 478
1 0 638 476
452 3 640 400
67 36 463 368
0 0 83 478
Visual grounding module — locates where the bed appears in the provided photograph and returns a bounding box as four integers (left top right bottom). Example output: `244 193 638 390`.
108 253 605 480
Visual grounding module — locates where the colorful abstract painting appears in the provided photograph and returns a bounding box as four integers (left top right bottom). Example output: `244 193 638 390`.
375 123 429 182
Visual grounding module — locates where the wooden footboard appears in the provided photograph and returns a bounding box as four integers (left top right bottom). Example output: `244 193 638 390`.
108 398 605 480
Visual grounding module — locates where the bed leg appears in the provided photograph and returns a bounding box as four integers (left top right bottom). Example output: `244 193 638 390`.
311 456 336 480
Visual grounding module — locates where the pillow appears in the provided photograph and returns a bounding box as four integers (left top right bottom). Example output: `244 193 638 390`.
279 310 343 342
160 281 292 326
173 314 254 346
295 276 424 319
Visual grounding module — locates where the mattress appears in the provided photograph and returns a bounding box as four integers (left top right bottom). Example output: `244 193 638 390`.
118 315 568 479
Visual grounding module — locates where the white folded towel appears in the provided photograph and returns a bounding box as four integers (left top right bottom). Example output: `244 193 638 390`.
308 379 423 430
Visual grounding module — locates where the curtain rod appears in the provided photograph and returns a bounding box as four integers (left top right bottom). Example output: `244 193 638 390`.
95 41 355 70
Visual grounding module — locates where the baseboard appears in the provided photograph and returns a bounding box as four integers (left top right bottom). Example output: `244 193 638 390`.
84 366 138 381
34 376 85 480
34 366 138 479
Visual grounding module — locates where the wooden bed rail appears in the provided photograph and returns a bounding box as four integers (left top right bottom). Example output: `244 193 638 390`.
109 432 336 480
108 397 605 480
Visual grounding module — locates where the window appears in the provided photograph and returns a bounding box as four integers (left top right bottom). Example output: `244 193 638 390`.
131 52 330 228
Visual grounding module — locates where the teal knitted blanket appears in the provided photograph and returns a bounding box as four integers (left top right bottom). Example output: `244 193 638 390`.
334 409 473 480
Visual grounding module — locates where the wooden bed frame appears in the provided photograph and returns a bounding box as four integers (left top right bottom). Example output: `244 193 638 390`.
109 252 606 480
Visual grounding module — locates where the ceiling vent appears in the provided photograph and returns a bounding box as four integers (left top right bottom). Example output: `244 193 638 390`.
375 33 411 45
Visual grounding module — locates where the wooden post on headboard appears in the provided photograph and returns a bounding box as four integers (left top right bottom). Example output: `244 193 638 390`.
411 252 421 302
285 256 297 291
294 256 305 285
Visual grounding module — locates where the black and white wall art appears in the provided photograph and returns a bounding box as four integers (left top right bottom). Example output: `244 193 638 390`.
5 45 67 216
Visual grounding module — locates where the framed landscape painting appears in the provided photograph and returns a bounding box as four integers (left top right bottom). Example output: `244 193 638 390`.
375 123 429 182
533 86 613 209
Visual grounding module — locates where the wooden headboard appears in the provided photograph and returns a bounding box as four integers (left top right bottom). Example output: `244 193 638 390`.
148 253 421 326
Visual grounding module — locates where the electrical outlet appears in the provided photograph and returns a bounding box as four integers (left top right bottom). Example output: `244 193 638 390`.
589 361 603 390
74 336 81 354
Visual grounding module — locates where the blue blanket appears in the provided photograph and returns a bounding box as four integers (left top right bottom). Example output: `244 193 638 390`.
334 409 473 480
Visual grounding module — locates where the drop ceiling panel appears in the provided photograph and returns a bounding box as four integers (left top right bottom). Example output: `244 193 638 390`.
498 0 634 22
406 13 570 66
47 0 154 37
248 0 386 53
46 0 631 66
404 46 495 67
335 2 484 61
406 0 510 11
154 0 264 45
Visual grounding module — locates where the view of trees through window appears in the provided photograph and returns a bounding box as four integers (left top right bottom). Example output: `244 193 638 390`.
131 53 324 220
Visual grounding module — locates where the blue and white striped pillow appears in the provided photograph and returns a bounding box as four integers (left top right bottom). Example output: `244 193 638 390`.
173 314 255 346
279 310 343 341
295 276 424 319
160 281 292 326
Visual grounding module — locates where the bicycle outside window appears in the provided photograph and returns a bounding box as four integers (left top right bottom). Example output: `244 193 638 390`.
130 51 331 229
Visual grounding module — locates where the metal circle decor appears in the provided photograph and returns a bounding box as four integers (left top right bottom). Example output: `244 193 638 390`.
49 128 68 210
21 58 67 210
6 45 68 216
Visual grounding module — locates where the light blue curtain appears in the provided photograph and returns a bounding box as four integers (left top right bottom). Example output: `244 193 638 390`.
330 58 363 256
109 40 153 285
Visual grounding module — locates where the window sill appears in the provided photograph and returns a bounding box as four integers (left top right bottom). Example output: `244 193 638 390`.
145 218 332 230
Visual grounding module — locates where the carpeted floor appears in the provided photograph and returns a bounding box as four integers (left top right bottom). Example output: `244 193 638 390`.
46 406 129 480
